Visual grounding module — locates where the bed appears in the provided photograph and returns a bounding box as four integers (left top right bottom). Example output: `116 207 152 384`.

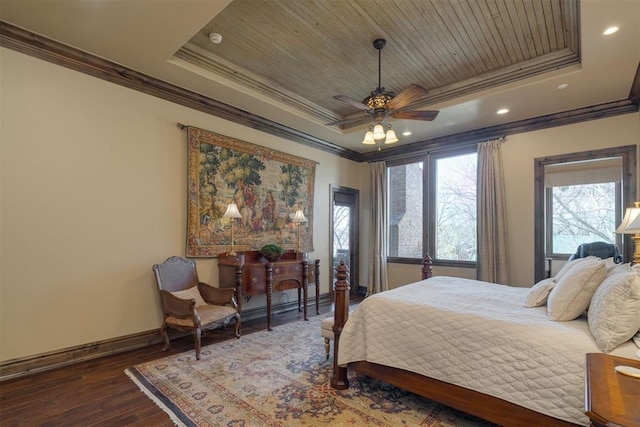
330 257 640 426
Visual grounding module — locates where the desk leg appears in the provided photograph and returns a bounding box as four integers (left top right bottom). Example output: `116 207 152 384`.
315 260 320 315
303 261 309 321
234 265 243 315
266 263 273 331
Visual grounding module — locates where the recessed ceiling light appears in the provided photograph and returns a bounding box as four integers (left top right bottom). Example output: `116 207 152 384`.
603 26 618 35
402 131 412 136
557 83 569 90
496 108 509 115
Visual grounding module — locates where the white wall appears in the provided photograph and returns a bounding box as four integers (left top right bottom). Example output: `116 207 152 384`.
385 113 640 288
0 48 362 361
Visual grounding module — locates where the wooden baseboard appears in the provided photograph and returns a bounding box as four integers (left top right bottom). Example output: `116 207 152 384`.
0 295 332 381
0 329 163 382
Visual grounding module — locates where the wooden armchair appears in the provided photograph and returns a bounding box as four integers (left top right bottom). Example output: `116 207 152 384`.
152 256 241 360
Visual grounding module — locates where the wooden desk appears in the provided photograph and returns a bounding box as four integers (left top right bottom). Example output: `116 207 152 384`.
218 250 320 331
585 353 640 427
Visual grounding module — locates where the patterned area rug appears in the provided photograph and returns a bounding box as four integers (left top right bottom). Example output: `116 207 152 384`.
126 316 496 426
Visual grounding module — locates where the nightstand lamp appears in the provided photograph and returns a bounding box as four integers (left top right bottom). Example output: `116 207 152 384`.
615 202 640 264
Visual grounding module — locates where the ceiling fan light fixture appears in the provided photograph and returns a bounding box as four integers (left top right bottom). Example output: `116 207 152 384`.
372 123 386 140
362 130 376 144
384 128 398 144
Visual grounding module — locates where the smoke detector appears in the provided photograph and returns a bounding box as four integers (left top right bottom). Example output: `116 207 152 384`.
209 33 222 44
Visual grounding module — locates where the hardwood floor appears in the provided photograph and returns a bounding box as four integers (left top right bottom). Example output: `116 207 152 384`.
0 299 353 426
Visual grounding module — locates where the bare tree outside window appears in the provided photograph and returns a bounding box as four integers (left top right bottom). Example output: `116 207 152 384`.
435 153 477 261
550 183 616 254
333 205 350 256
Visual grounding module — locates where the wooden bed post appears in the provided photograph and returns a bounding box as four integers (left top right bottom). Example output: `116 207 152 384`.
330 260 350 389
422 253 433 280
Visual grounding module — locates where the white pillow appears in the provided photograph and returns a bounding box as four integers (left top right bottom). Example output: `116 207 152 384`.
607 262 631 276
547 258 606 321
588 266 640 352
525 278 556 307
554 256 598 282
171 286 207 307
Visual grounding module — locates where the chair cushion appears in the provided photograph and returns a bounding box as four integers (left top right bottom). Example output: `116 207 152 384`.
321 316 334 340
171 286 207 307
166 305 238 328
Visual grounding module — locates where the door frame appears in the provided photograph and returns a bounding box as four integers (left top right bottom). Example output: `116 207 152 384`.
329 185 360 296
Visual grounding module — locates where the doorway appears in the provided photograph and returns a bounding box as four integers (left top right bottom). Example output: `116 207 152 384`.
330 185 359 296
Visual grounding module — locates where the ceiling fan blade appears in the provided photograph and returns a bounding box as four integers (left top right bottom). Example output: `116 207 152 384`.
333 95 369 111
392 109 440 121
386 84 428 110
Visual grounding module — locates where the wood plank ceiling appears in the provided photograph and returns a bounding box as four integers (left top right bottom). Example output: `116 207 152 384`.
176 0 578 127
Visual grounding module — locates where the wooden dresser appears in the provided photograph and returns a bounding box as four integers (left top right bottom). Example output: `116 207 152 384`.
218 250 319 330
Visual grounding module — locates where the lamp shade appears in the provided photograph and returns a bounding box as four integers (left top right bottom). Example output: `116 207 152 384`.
372 124 385 140
292 209 307 223
616 203 640 234
362 131 375 145
223 202 242 218
384 129 398 144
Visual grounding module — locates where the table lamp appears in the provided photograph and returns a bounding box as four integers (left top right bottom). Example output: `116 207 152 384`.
223 202 242 256
292 209 307 253
615 201 640 264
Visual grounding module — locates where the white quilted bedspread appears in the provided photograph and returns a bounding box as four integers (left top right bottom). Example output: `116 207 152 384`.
337 276 639 426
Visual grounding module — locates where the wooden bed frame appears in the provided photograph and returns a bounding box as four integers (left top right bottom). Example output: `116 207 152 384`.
330 256 580 427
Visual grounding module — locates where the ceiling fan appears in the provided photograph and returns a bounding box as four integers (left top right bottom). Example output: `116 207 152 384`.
327 38 439 129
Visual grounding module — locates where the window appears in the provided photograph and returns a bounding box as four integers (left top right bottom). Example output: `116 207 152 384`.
545 158 621 256
387 149 477 264
433 152 477 261
534 145 636 282
388 162 423 258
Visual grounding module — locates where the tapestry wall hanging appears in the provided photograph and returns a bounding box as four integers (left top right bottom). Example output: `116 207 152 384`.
185 126 316 257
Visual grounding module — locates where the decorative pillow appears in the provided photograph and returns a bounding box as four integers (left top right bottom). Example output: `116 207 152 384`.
171 286 207 307
606 262 631 276
588 266 640 352
547 258 606 321
525 278 556 307
554 256 598 282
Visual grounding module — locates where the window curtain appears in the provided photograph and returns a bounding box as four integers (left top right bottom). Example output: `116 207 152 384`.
368 161 389 295
477 138 510 284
